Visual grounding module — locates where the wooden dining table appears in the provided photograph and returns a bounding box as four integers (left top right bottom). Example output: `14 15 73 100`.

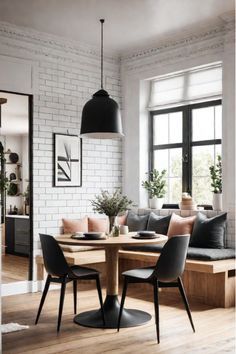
57 233 167 329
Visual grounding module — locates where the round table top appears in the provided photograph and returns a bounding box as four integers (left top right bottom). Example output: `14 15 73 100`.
56 233 167 247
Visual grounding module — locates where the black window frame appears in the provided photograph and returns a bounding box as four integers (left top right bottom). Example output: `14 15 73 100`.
150 99 222 199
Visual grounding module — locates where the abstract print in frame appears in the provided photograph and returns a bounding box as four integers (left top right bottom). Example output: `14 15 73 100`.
54 133 82 187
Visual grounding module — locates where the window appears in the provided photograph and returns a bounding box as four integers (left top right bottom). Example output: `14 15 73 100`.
150 100 222 204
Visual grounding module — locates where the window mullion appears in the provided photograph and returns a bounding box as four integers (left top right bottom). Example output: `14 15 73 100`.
182 106 191 194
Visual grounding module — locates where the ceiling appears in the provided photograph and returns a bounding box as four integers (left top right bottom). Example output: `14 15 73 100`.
0 0 234 54
0 92 28 135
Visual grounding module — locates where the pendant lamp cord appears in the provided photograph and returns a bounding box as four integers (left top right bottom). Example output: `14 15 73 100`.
100 19 104 89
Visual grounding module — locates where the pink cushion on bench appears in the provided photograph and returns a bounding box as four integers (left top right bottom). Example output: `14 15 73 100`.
88 217 109 233
167 213 196 238
62 217 88 233
118 212 128 225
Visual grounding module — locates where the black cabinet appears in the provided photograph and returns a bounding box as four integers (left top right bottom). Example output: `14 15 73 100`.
6 217 30 256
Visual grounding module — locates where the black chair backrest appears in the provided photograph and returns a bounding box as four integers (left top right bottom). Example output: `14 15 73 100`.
153 235 190 282
39 234 71 277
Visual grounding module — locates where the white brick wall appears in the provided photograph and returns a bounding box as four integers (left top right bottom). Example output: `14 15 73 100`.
0 22 123 276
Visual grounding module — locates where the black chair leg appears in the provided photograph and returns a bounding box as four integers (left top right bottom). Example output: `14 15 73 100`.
177 277 195 332
117 277 128 332
153 280 160 343
35 274 51 325
73 280 77 315
95 275 105 326
57 277 66 332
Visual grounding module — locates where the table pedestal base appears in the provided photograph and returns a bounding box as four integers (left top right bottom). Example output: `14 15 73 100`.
74 295 152 329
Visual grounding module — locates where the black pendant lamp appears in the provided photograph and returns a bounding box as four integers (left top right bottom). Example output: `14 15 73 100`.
80 19 123 139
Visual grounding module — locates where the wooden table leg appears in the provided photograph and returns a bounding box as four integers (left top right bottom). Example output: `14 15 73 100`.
105 246 119 296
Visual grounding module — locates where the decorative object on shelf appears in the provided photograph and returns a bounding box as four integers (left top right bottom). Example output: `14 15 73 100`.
179 192 197 210
7 182 18 196
142 169 167 209
80 19 123 139
23 184 30 215
9 173 16 181
9 152 19 164
91 189 133 233
54 133 82 187
209 155 222 211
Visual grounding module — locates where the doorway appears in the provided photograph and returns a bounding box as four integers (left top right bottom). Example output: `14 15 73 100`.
0 91 33 285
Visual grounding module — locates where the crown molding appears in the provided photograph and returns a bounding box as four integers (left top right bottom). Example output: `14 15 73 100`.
121 12 235 65
0 21 119 64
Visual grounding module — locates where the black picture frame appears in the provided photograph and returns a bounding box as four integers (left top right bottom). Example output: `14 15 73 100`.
53 133 82 187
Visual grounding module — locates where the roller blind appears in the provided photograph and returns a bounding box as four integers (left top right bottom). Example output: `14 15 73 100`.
148 63 222 110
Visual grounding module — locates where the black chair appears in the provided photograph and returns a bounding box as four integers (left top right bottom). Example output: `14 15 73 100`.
117 235 195 343
35 234 105 331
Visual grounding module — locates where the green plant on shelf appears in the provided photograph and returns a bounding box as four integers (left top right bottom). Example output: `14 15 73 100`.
209 155 222 193
141 169 167 198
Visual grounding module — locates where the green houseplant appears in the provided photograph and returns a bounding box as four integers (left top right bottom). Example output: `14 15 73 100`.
91 189 133 232
209 155 222 210
142 169 167 209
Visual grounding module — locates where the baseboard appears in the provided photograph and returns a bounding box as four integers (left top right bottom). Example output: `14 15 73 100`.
1 280 60 296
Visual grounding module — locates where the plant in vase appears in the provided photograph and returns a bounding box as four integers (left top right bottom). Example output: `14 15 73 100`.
142 169 167 209
91 189 133 233
209 155 222 211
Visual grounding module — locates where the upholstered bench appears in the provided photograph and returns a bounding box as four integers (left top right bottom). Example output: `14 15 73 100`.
119 209 235 308
119 249 235 308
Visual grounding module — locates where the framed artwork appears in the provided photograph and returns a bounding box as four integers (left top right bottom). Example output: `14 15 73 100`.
54 133 82 187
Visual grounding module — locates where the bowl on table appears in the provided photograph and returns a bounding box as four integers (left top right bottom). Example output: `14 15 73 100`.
83 232 105 240
137 231 156 238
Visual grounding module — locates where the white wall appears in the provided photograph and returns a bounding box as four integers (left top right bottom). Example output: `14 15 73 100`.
121 16 235 247
0 21 122 281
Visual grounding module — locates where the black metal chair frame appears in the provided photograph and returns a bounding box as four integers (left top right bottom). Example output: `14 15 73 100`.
117 235 195 343
35 234 105 331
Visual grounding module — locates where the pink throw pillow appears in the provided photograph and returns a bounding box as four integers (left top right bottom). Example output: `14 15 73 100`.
118 212 128 225
88 217 109 233
62 217 88 234
167 213 196 238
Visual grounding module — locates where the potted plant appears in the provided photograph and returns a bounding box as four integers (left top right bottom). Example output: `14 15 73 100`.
209 155 222 211
91 189 133 232
142 169 167 209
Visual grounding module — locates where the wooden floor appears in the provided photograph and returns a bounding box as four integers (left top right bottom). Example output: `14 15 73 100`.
2 285 235 354
2 254 29 283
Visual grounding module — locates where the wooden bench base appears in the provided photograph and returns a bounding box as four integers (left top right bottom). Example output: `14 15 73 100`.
119 250 235 308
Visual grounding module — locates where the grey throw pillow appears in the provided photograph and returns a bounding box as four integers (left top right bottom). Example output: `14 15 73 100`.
126 211 149 231
189 212 227 249
147 212 171 235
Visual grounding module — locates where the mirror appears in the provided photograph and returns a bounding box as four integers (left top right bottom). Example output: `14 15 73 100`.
0 91 32 284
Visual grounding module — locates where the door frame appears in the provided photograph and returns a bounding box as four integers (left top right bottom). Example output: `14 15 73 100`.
0 90 33 281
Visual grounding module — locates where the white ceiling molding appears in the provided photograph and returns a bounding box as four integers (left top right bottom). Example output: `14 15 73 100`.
0 21 119 64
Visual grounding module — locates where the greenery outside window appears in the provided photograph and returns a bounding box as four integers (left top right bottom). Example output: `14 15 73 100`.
150 100 222 204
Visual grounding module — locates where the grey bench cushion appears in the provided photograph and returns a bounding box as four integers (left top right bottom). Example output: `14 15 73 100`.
123 244 235 261
186 247 235 261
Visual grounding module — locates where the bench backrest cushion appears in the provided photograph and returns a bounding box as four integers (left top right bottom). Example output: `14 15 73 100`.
126 211 149 231
147 212 171 234
167 213 196 238
88 217 109 233
190 212 227 249
62 217 88 233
